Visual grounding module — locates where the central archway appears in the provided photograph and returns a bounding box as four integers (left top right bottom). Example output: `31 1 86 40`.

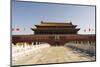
55 41 60 46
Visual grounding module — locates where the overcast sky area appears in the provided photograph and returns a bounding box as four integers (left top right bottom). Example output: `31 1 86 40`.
12 0 96 35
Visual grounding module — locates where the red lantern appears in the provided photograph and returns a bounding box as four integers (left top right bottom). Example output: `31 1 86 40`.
89 28 91 32
16 28 20 31
84 29 86 32
12 28 14 31
92 29 94 31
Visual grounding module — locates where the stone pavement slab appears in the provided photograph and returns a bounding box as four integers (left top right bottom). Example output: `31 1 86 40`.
12 46 95 65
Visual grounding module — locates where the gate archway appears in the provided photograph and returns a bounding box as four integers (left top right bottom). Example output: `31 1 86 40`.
54 41 60 46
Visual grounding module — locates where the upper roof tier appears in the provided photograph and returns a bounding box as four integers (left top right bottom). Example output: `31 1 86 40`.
35 21 77 27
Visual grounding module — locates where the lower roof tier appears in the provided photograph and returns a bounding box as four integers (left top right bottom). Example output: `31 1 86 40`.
31 28 80 31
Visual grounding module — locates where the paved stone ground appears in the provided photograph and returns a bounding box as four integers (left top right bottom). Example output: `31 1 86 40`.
13 46 95 65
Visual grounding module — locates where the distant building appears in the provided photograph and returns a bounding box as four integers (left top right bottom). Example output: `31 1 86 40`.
31 21 80 34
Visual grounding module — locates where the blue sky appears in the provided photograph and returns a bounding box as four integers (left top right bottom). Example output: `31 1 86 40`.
12 0 96 35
